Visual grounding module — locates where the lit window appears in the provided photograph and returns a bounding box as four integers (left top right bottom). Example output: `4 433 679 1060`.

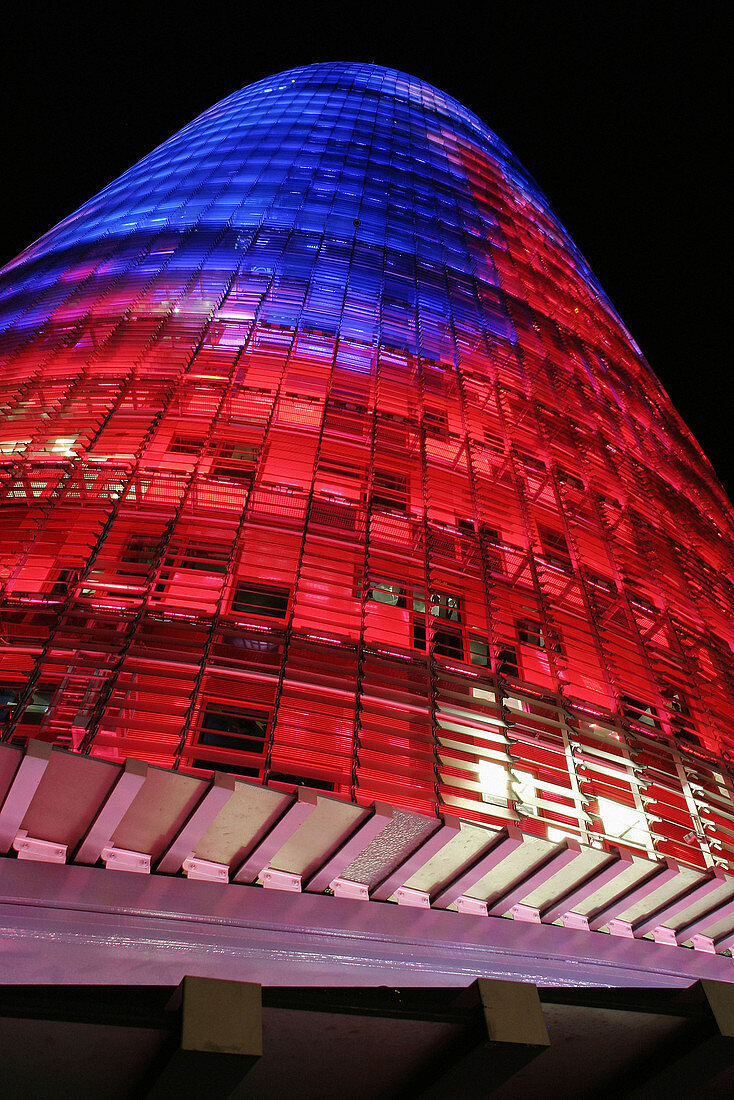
198 703 268 753
517 619 545 648
50 437 77 456
469 636 489 667
597 796 653 851
621 695 660 729
478 759 509 805
412 587 463 658
0 682 56 725
538 525 572 570
503 767 575 841
192 703 269 777
472 686 496 703
510 768 537 812
232 582 289 619
368 580 407 607
0 439 30 455
372 470 408 512
412 587 461 622
663 688 691 720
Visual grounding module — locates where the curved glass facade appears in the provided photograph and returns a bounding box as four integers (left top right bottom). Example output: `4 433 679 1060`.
2 63 734 872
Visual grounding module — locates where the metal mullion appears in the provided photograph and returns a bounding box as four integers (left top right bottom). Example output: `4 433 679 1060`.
76 235 249 755
263 227 359 786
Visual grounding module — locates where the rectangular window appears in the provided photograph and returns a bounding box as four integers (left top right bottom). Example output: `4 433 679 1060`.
621 695 661 730
46 566 74 596
372 470 408 513
268 771 334 792
25 684 56 723
209 441 259 482
232 582 290 619
161 540 229 575
121 537 158 564
412 587 461 623
665 689 690 718
433 627 463 660
478 759 509 805
412 587 463 657
517 619 545 648
509 768 572 843
480 525 504 576
368 580 407 607
170 435 204 455
497 643 519 678
191 702 269 777
538 525 572 571
413 619 427 651
197 703 268 754
511 768 537 813
469 636 489 667
0 681 57 725
119 537 158 575
597 796 653 851
0 684 20 725
424 407 449 438
366 577 468 661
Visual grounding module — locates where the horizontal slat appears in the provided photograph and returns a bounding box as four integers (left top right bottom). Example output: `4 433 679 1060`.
233 789 314 884
487 840 583 917
0 741 53 853
541 848 635 923
632 869 728 937
157 772 238 874
587 859 681 932
432 825 524 908
75 759 148 864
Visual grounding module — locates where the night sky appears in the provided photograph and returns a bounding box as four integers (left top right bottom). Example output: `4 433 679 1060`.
1 4 728 494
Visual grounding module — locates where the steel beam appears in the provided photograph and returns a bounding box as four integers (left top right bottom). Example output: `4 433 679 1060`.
0 740 52 853
75 758 147 865
2 858 734 989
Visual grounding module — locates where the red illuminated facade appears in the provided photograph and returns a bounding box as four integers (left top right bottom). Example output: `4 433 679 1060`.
3 62 734 881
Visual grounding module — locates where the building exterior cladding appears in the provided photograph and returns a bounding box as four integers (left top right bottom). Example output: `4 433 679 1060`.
2 62 734 878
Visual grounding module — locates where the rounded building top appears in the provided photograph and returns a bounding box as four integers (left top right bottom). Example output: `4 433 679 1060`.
1 62 592 315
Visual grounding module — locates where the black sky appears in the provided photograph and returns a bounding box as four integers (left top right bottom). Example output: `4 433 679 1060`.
1 3 729 493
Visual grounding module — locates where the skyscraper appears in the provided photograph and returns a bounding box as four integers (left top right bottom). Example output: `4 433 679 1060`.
3 64 734 987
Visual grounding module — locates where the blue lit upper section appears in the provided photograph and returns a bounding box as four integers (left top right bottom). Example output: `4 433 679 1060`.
0 64 612 319
5 65 530 260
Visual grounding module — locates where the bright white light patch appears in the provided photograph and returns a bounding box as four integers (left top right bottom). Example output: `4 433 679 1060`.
478 759 508 804
51 437 76 456
597 796 652 850
511 769 536 808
